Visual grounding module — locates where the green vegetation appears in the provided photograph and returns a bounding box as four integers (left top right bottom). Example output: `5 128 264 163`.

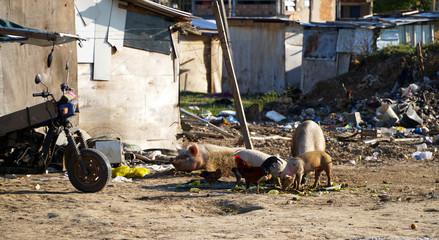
373 0 431 13
373 43 415 58
179 90 279 115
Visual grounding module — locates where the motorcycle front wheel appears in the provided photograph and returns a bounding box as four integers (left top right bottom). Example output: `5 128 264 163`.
67 148 111 193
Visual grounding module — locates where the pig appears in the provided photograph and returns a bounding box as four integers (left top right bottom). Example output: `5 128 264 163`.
287 120 326 185
291 120 326 157
170 144 241 176
234 149 287 185
280 151 332 191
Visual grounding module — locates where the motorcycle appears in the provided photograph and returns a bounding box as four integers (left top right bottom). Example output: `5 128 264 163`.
0 62 111 193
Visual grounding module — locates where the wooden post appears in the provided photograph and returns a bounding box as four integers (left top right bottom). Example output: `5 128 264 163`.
212 0 253 150
416 41 424 76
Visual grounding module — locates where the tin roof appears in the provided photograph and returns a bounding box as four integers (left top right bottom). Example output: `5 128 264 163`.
301 12 438 29
120 0 195 20
189 18 217 31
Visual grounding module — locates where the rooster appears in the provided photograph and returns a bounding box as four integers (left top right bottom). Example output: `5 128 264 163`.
235 155 269 194
200 169 222 188
260 156 285 186
340 89 352 109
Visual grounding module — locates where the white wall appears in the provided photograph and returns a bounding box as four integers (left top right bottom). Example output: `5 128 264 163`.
78 47 179 150
285 24 303 89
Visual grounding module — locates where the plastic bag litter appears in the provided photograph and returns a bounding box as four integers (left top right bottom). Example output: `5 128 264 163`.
411 151 433 160
126 167 150 178
112 175 133 182
266 110 286 122
112 166 130 177
190 188 201 193
112 166 150 178
226 115 239 124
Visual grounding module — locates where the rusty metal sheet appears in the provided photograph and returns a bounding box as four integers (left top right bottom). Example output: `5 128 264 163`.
303 29 337 61
0 101 58 135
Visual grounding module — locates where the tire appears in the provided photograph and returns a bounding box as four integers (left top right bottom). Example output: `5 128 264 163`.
67 148 111 193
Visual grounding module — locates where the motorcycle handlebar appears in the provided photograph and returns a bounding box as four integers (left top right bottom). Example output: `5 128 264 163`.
32 92 50 97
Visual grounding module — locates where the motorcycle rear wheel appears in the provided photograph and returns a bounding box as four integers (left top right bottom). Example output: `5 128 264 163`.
67 148 111 193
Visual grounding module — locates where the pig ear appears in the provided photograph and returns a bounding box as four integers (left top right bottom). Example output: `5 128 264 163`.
188 145 199 156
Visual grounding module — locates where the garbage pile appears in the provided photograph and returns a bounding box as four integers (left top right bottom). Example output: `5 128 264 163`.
180 77 439 165
256 79 439 143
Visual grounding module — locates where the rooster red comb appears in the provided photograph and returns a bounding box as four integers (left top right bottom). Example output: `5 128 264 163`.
347 90 352 94
235 155 244 164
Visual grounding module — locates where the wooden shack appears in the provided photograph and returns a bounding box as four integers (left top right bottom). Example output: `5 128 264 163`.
75 0 199 149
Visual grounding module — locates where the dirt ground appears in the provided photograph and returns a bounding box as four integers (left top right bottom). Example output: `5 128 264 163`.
1 124 438 240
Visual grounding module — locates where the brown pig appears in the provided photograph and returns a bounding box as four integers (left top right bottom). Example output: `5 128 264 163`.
287 120 326 186
280 151 332 191
170 144 241 175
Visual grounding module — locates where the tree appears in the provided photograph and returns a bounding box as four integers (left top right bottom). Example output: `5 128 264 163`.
373 0 431 13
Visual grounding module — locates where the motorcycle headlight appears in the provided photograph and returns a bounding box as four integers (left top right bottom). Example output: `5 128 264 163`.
62 107 69 115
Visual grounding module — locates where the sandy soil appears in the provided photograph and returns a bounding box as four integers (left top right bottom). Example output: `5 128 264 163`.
1 124 439 240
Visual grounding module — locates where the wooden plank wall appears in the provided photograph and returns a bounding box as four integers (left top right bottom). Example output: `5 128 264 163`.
0 0 77 115
225 20 285 94
179 34 223 93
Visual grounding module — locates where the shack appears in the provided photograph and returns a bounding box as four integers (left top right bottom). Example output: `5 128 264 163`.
300 14 437 94
179 18 223 93
222 18 303 94
75 0 201 149
0 0 79 116
222 18 281 94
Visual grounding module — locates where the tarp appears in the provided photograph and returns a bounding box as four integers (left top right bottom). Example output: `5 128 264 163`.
0 18 85 46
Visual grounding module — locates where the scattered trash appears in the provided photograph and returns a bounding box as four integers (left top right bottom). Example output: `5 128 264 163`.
364 156 377 161
188 106 200 111
226 115 239 124
190 188 201 193
268 190 280 194
416 143 428 151
136 164 174 173
265 110 286 122
200 110 212 117
376 103 399 127
346 112 362 126
400 105 423 128
411 151 433 160
218 110 236 116
112 166 150 178
112 176 133 182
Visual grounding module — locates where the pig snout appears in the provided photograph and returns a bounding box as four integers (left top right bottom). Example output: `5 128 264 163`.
281 175 295 191
170 158 199 172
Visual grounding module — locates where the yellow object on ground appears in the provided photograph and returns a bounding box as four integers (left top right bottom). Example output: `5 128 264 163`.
112 166 150 178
